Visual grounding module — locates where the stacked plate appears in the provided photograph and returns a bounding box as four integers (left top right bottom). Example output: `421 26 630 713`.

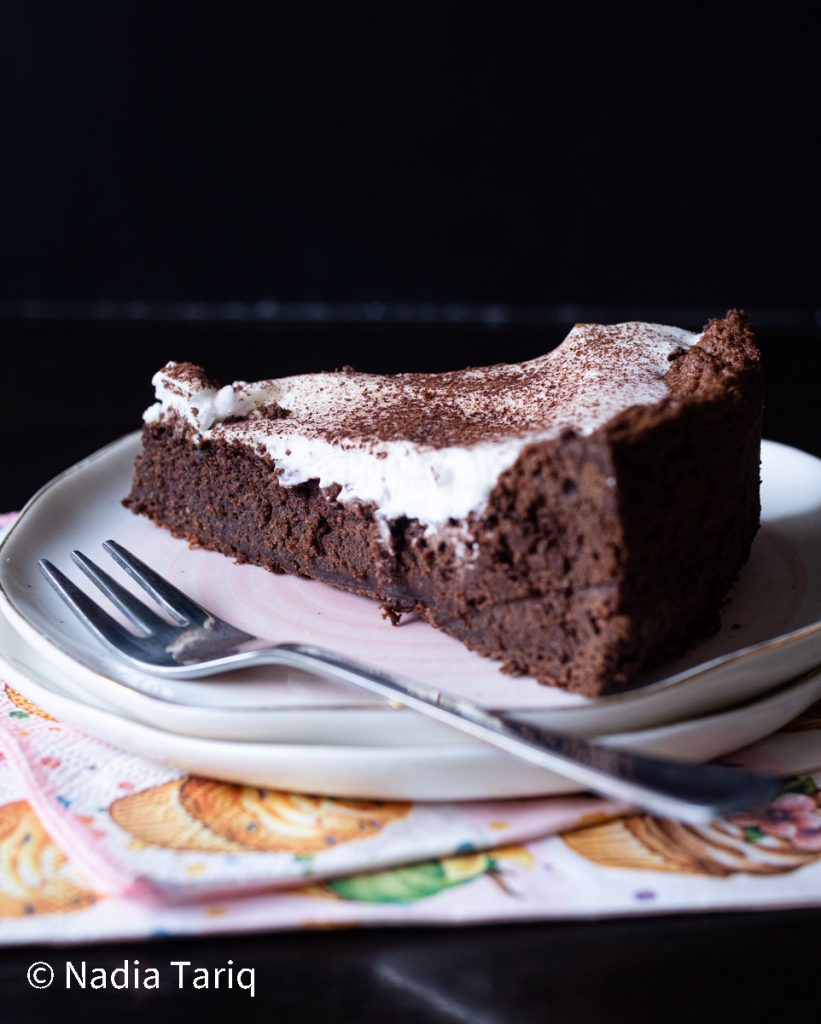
1 436 820 801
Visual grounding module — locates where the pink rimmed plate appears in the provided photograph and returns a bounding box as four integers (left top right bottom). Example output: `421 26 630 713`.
0 436 819 746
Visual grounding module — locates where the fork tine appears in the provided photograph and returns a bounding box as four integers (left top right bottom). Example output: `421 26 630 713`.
102 540 210 625
70 550 169 635
38 559 137 649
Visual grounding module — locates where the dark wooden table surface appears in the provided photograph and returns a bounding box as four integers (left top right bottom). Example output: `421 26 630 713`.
1 318 819 1023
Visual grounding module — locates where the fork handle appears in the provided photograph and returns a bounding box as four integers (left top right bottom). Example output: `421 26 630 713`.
250 643 781 823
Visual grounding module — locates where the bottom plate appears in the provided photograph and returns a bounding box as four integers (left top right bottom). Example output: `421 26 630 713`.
0 607 818 800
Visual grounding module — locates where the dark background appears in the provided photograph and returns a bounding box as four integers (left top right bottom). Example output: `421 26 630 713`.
1 6 819 312
1 6 819 1021
0 4 819 508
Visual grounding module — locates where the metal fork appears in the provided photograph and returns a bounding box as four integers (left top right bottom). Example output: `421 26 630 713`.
38 540 782 823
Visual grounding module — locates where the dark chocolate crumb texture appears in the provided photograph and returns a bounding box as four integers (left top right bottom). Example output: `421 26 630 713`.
125 310 763 696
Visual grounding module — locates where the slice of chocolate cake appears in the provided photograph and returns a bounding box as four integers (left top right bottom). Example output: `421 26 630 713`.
125 309 763 696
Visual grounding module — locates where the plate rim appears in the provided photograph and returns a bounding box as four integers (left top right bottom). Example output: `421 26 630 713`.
1 618 819 801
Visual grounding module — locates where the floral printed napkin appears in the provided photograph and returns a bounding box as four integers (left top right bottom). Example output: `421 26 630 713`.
1 513 821 945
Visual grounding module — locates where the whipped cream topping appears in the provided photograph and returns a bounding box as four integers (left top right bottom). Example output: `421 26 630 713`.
144 322 701 526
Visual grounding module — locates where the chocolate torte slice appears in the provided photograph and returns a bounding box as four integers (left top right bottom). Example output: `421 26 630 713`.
125 309 762 696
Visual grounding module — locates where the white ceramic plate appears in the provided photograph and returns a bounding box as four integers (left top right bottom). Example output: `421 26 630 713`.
1 605 819 800
0 436 820 744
